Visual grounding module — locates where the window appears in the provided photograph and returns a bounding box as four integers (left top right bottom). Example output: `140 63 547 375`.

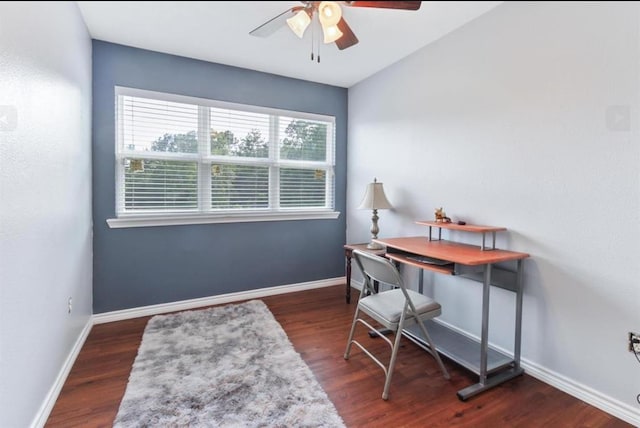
109 87 338 228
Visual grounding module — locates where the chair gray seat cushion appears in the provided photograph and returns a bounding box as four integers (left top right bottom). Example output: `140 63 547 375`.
360 289 441 325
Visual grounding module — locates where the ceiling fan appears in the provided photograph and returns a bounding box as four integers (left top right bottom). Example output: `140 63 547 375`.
249 1 422 55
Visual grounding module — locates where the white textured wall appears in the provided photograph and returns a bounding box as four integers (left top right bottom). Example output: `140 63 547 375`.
348 1 640 423
0 2 92 427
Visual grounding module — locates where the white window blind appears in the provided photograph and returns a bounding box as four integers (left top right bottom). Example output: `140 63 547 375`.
114 88 336 223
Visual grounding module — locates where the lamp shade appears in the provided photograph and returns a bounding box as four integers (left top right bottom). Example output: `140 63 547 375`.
318 1 342 27
322 24 343 44
286 9 311 39
358 178 392 210
318 1 343 44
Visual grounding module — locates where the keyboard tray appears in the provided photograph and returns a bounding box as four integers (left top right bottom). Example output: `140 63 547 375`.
405 255 453 266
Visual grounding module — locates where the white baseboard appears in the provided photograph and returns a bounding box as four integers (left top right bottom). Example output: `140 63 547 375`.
93 276 345 324
352 278 639 425
522 357 640 426
31 318 93 428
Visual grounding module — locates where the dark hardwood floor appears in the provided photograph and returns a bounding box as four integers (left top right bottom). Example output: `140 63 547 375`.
46 285 630 427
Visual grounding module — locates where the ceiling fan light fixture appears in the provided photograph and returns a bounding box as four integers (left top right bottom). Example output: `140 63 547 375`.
250 1 422 54
322 24 344 44
286 9 311 38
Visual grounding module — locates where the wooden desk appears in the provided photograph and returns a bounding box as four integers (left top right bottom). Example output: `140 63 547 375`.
343 244 385 303
373 235 530 401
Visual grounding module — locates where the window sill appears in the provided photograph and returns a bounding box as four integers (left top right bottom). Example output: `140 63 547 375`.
106 211 341 229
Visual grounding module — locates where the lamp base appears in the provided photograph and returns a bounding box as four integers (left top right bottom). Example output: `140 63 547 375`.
367 241 384 250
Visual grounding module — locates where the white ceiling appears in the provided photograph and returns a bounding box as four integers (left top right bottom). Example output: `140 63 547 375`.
76 1 502 88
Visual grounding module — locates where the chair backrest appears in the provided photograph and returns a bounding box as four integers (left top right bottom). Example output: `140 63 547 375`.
353 249 424 318
352 250 403 289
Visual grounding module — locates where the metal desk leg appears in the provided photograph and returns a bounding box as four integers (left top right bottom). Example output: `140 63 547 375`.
456 264 491 400
514 259 524 370
480 264 491 384
457 263 524 401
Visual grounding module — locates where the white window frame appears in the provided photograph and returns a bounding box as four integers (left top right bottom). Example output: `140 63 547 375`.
107 87 339 228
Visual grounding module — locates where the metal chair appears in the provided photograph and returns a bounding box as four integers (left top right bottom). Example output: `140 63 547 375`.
344 249 450 400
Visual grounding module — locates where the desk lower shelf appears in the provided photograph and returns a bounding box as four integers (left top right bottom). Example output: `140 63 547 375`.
403 320 513 375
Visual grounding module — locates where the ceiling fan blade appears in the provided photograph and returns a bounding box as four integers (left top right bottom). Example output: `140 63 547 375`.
344 1 422 10
335 18 359 50
249 7 302 37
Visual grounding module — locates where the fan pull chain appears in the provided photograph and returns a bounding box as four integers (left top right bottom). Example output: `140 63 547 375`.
308 13 320 63
310 17 315 62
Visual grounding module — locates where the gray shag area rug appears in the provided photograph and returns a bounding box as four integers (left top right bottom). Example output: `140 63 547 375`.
113 300 345 428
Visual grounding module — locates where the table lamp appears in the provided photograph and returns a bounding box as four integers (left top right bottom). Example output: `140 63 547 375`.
358 178 392 249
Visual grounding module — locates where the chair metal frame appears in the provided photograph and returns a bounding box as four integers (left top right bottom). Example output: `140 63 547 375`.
344 249 450 400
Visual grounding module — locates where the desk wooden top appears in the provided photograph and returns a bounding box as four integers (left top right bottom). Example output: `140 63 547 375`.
373 236 529 266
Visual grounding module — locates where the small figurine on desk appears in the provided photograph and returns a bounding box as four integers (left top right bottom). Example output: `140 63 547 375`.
434 207 452 223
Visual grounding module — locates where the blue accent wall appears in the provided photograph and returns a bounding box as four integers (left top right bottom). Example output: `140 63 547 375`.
92 41 347 313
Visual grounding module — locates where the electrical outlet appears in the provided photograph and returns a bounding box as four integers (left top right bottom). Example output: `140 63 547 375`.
628 332 640 353
68 297 73 314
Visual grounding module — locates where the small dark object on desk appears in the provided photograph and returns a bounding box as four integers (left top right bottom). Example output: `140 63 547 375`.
457 221 466 225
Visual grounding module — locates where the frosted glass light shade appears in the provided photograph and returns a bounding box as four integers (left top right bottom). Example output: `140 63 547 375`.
358 179 392 210
286 9 311 38
322 24 343 44
318 1 342 26
318 1 343 43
